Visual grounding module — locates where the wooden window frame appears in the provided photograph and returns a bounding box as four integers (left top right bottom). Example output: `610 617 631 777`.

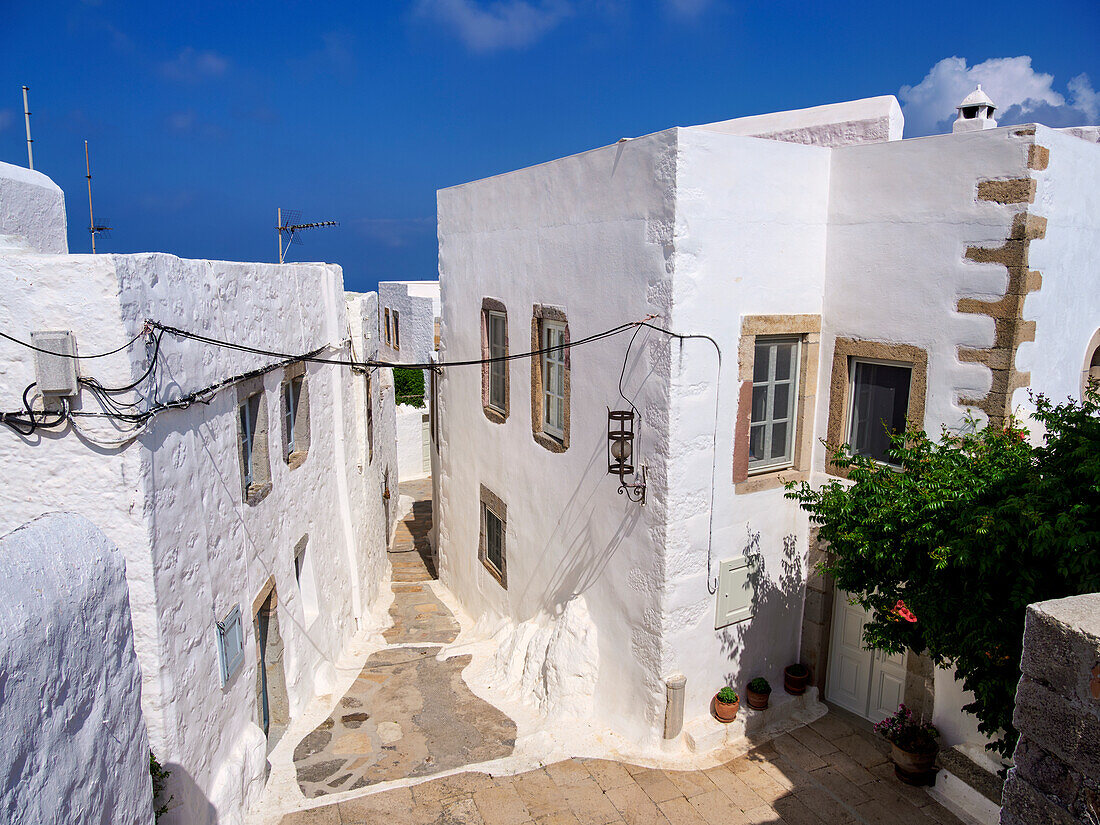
481 298 509 424
478 484 507 588
530 304 570 453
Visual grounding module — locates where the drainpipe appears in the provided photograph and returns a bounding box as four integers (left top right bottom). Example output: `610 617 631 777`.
664 673 687 740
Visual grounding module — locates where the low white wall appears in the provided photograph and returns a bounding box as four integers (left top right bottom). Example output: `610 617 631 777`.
396 403 430 481
0 160 67 253
0 513 153 825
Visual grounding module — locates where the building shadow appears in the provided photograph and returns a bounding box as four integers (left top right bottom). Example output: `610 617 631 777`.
160 762 218 825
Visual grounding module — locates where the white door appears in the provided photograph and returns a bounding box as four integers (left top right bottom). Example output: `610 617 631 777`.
826 591 908 723
421 415 430 473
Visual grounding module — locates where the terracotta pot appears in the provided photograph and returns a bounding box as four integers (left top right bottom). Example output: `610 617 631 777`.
746 688 770 710
713 695 739 723
783 665 810 696
891 743 938 786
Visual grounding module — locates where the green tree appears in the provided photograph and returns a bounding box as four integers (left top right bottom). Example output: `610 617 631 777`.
393 367 426 408
787 389 1100 758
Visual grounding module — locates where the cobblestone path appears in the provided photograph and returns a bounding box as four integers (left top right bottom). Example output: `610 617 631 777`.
292 479 516 798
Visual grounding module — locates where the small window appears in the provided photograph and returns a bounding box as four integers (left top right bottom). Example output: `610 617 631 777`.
282 372 309 465
384 308 391 345
216 605 245 685
749 337 800 472
238 384 271 502
488 311 507 412
541 320 567 440
241 394 261 488
365 372 374 463
393 311 400 350
479 485 507 587
847 359 912 465
294 536 319 626
962 105 979 119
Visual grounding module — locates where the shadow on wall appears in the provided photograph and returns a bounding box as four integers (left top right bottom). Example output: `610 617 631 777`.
718 530 805 691
161 763 218 825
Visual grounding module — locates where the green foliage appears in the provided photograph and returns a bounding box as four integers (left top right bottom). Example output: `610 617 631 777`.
747 677 772 694
150 750 172 821
787 390 1100 759
716 686 739 704
393 367 426 408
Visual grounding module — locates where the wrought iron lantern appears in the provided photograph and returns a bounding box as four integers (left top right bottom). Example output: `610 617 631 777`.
608 408 646 504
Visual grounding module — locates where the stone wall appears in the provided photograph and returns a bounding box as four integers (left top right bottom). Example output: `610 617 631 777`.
1001 593 1100 824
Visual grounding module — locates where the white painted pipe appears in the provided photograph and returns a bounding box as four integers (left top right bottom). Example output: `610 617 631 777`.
664 673 687 739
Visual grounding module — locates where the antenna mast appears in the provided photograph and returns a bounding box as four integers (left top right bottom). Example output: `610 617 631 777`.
22 86 33 170
277 208 338 264
84 141 112 253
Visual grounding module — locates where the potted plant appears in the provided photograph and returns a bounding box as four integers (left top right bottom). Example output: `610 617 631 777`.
783 663 810 695
713 687 739 722
746 677 771 710
874 704 940 785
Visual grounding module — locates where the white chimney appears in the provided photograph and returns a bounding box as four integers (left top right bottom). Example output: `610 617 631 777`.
953 85 998 133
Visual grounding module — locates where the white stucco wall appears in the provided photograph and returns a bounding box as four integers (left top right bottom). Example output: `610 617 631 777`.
0 513 153 825
663 129 832 725
378 280 439 366
697 95 904 147
1 238 395 821
0 160 68 253
437 129 678 744
396 403 430 481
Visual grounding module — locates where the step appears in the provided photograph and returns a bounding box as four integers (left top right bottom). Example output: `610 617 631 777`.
683 688 825 753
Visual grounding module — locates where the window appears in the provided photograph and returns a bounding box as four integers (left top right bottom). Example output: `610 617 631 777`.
392 310 400 350
749 337 800 472
479 485 507 587
294 535 319 626
481 299 509 422
531 305 570 452
241 394 261 488
237 379 271 503
847 359 913 465
281 368 309 466
216 605 245 685
542 321 567 439
384 308 391 346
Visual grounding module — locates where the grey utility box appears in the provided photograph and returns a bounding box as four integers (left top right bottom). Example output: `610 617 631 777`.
31 330 79 397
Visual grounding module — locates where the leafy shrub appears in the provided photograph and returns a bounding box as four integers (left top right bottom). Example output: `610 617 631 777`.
150 751 172 821
787 390 1100 758
747 677 771 694
716 686 738 704
393 367 426 408
874 704 939 753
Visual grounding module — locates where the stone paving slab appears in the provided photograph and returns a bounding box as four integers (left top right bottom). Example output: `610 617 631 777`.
282 712 968 825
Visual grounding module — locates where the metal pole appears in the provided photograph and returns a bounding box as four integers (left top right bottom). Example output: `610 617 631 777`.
278 207 283 264
22 86 33 170
85 141 96 254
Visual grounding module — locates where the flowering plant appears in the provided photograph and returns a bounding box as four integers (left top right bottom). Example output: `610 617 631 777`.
873 704 939 753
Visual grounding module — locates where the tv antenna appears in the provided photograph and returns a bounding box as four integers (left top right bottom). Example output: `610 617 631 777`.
22 86 33 170
84 141 112 253
277 208 338 264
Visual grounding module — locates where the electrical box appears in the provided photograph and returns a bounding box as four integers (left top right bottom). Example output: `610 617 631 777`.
714 555 758 629
31 330 78 397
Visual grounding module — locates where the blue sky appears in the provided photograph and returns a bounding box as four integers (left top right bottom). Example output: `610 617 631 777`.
3 1 1097 294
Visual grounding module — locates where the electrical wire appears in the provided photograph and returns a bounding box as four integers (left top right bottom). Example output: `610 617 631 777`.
0 328 147 359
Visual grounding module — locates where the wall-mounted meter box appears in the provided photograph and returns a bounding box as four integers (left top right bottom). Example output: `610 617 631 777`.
31 330 79 397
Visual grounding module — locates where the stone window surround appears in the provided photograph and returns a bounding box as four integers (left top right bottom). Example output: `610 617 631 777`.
733 315 821 494
530 304 570 453
481 298 509 424
392 310 400 351
384 307 391 346
478 484 507 588
825 338 928 479
280 362 311 471
237 377 272 506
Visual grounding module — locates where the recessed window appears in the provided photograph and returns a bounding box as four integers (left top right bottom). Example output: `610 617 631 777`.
216 605 245 685
294 535 319 626
281 369 310 467
749 336 800 472
238 385 271 503
481 299 509 423
479 485 507 588
541 321 567 439
384 308 391 346
847 359 913 465
392 310 401 350
365 371 374 463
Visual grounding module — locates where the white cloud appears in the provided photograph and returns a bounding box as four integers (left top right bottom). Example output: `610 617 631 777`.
900 56 1098 136
160 47 229 82
415 0 573 52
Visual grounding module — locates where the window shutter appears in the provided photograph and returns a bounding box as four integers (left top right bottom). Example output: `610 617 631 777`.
714 555 758 629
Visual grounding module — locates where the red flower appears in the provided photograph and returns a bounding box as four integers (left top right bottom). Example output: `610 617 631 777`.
893 599 917 623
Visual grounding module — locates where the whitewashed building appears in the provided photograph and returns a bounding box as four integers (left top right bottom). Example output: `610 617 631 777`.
433 92 1100 769
0 161 398 824
378 279 440 366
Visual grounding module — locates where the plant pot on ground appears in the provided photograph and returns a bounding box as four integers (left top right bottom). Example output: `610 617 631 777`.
783 663 810 695
713 687 739 723
874 704 940 786
746 677 771 710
